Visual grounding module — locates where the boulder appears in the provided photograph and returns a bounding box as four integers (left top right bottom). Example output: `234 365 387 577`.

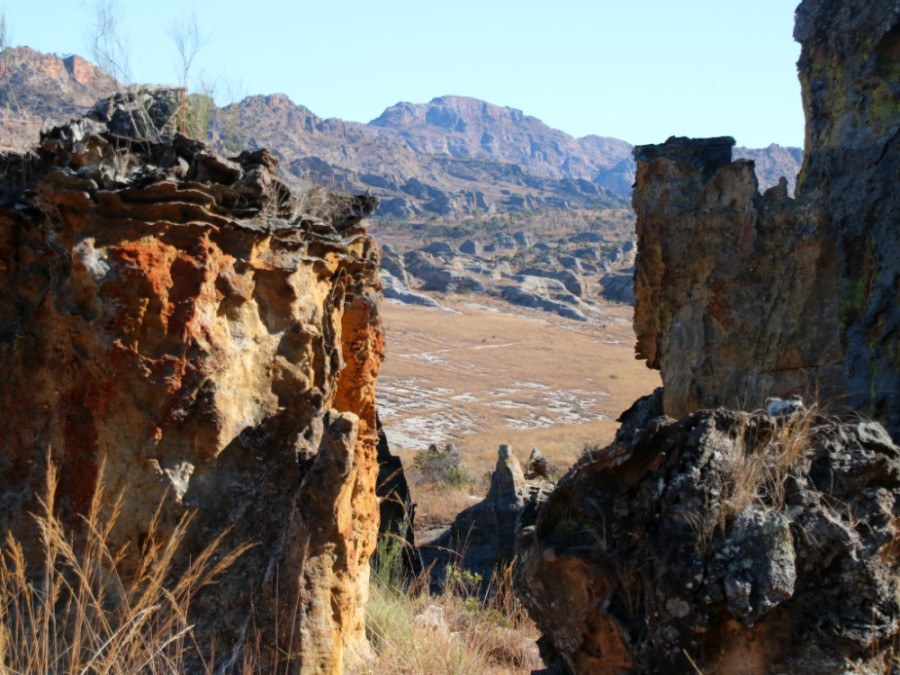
557 255 583 273
519 266 586 298
516 402 900 674
403 251 487 294
380 271 445 309
420 240 459 256
380 243 410 284
513 231 537 248
495 232 518 249
459 239 481 255
599 269 635 304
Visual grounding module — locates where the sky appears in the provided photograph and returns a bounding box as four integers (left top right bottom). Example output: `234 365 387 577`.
4 1 805 148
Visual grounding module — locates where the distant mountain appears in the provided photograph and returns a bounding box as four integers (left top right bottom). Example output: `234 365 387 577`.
369 96 635 192
734 144 805 193
0 46 115 151
0 46 803 220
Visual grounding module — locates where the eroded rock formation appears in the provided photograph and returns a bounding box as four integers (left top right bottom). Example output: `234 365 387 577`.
516 398 900 674
0 88 383 672
435 445 553 583
632 0 900 441
517 1 900 672
632 136 842 419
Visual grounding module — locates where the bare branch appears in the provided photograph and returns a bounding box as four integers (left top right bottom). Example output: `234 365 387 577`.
90 0 131 85
168 13 209 91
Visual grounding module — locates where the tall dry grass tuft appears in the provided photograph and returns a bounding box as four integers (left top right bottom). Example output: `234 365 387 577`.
685 404 822 554
726 403 818 518
359 532 541 675
0 459 252 674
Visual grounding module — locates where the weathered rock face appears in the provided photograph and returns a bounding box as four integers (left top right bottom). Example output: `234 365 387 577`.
516 2 900 672
632 136 842 419
0 89 383 672
516 400 900 674
632 0 900 441
795 0 900 437
374 414 419 577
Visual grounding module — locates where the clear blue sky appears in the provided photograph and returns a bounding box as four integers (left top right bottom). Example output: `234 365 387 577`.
4 1 804 148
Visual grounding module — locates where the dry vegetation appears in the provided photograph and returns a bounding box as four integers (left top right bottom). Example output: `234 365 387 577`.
684 404 825 556
357 540 542 675
0 462 249 674
0 461 542 674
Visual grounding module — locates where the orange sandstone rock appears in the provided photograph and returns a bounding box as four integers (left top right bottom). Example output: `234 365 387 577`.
0 89 383 672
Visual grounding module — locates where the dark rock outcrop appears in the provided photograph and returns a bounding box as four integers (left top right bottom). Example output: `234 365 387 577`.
599 268 635 304
0 89 384 672
632 135 842 419
517 2 900 672
795 0 900 438
375 415 419 577
436 445 553 583
516 403 900 674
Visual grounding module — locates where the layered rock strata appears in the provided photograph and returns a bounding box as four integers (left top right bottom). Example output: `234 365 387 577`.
0 89 383 672
633 0 900 440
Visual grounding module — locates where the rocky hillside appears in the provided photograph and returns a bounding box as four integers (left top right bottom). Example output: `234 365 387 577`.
0 46 803 224
0 46 115 150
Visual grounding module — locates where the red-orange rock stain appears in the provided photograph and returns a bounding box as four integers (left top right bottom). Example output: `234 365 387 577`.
57 378 117 519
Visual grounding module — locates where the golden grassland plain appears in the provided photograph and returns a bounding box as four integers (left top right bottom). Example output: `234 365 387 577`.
377 295 660 523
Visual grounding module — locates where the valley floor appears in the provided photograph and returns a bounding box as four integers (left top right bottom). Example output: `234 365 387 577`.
377 295 660 483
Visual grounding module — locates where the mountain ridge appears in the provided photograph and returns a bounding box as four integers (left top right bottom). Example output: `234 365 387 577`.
0 46 803 222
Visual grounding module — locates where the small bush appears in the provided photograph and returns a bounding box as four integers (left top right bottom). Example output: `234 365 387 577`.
580 440 606 463
413 443 473 488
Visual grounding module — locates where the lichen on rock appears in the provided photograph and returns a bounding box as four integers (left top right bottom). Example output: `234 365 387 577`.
516 401 900 673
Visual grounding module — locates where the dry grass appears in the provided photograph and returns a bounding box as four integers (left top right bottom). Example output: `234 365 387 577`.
409 482 485 528
1 459 540 674
686 405 821 553
0 460 251 674
726 404 818 518
357 540 541 675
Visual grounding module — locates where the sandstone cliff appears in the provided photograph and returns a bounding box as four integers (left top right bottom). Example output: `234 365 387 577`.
632 136 843 420
0 87 383 672
632 0 900 440
795 0 900 439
